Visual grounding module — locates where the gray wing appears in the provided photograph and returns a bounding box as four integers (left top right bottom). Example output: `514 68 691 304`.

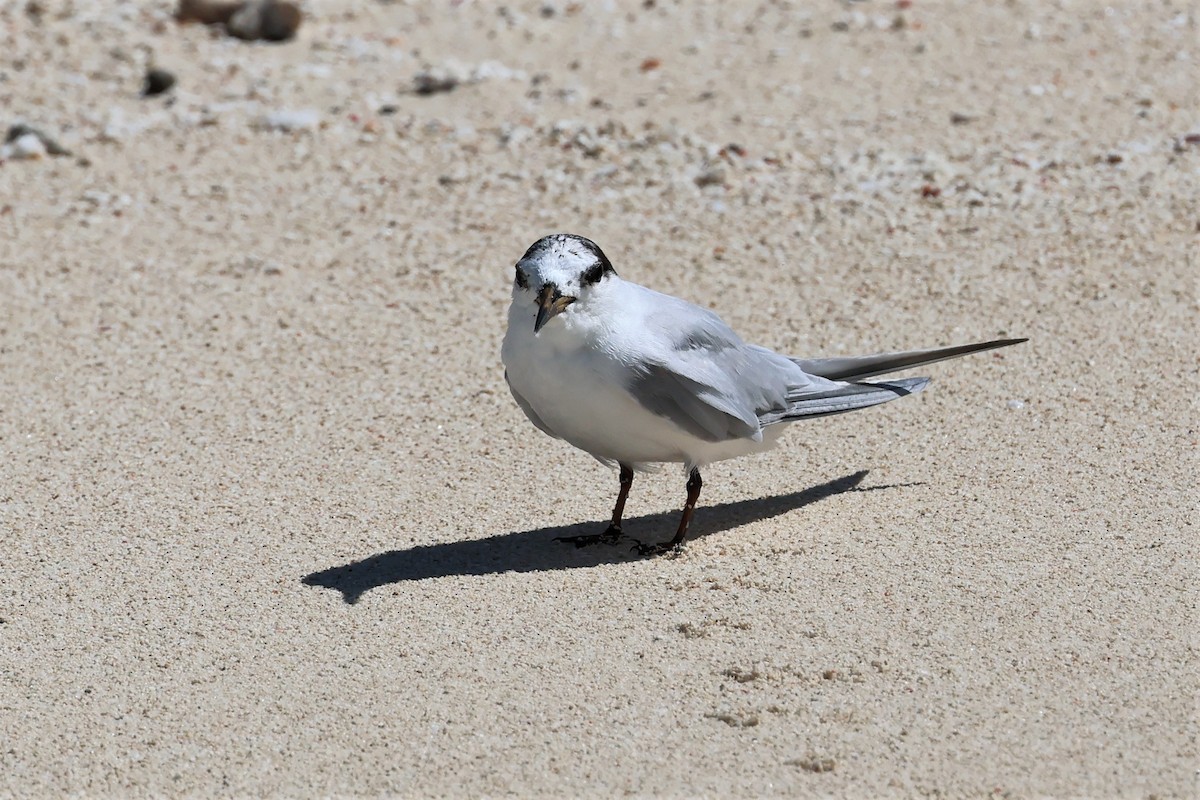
622 295 937 442
627 362 764 442
623 307 800 443
504 370 559 439
628 350 928 441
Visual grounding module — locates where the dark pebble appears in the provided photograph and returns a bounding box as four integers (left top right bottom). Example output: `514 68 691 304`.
142 68 177 97
259 1 302 42
414 74 459 96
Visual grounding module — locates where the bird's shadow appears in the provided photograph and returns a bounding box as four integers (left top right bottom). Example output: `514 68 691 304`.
302 470 917 604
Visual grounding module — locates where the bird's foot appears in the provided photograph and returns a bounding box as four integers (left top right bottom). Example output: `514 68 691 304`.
632 540 686 558
555 525 623 548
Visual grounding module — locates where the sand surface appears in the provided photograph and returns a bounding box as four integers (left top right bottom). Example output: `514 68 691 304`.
1 1 1196 796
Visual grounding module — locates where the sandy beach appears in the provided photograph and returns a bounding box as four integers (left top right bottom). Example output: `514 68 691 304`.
1 1 1196 796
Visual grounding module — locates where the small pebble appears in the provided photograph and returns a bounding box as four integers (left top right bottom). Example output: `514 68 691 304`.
142 68 177 97
177 0 301 42
229 0 302 42
694 168 724 188
1007 400 1025 410
414 72 459 96
1 132 47 160
3 124 70 157
177 0 234 25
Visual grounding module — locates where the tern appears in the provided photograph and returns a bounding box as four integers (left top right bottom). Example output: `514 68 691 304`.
501 233 1025 555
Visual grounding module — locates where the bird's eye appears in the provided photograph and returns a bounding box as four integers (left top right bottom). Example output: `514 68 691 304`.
580 262 604 286
514 266 529 289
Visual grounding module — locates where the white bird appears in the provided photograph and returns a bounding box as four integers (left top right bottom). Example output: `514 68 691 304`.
501 233 1026 555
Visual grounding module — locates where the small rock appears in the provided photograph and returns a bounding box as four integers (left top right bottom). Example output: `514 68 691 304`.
409 62 518 96
413 71 459 96
142 68 176 97
2 132 47 160
1007 399 1025 410
177 0 235 25
694 168 725 188
3 124 70 157
177 0 301 43
228 0 302 42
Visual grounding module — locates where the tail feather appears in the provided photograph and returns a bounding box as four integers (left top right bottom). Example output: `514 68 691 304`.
794 338 1027 382
761 377 930 425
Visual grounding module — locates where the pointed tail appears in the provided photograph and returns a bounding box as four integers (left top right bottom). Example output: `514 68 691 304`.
793 338 1027 382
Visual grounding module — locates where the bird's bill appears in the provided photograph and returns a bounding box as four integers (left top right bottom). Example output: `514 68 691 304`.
534 285 576 333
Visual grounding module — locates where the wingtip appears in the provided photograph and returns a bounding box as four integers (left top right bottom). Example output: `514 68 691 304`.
892 376 931 397
797 337 1029 382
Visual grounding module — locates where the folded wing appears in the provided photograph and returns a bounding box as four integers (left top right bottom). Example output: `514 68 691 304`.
623 308 925 443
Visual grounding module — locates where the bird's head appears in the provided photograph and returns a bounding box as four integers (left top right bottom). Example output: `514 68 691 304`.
511 233 617 333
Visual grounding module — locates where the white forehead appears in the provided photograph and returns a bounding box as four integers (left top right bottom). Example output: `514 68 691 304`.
517 234 603 287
